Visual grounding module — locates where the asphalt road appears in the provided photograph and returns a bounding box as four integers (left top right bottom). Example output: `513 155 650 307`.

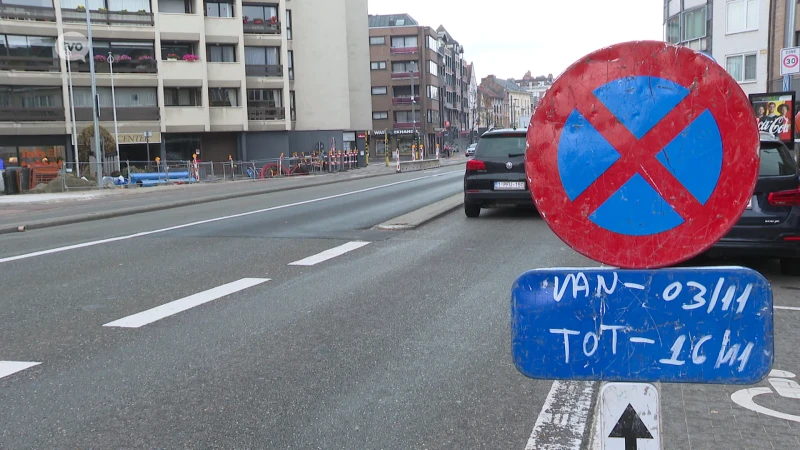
2 166 800 449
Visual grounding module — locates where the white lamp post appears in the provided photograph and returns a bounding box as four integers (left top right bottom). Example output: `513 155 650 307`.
66 49 79 178
108 52 120 172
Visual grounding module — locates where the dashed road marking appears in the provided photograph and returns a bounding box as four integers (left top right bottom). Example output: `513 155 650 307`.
0 361 40 380
288 241 370 266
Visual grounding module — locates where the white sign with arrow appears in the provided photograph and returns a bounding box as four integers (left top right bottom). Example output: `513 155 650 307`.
600 383 661 450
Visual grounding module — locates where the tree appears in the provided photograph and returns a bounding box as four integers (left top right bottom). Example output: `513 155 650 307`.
78 125 115 163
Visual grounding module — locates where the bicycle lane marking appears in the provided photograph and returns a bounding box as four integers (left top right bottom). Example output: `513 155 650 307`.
731 369 800 423
0 170 461 264
523 380 596 450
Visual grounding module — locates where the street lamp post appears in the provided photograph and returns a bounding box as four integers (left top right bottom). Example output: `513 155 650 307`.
66 49 79 178
108 52 121 173
84 7 103 186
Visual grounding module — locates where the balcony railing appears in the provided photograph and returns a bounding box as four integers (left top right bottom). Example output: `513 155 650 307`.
247 104 285 121
61 8 154 26
392 96 419 105
392 122 419 129
245 64 283 77
0 107 64 121
390 46 418 55
0 56 60 71
390 71 420 79
444 101 453 109
0 4 56 21
73 59 157 74
74 106 159 121
243 21 280 34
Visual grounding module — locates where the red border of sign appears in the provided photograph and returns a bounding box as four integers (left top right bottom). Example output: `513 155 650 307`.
526 41 760 269
783 53 799 69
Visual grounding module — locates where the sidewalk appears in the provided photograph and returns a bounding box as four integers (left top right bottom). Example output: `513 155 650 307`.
0 158 466 233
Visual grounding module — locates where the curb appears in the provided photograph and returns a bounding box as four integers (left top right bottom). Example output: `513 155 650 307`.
0 161 466 235
376 193 463 230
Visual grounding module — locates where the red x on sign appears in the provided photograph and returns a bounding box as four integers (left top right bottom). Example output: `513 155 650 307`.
526 41 760 269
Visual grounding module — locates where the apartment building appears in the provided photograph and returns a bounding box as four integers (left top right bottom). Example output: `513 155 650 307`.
435 25 469 145
516 71 552 110
466 62 477 140
478 75 531 129
0 0 371 169
768 0 800 93
663 0 770 95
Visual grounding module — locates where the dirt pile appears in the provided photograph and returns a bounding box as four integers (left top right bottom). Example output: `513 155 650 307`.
29 175 96 193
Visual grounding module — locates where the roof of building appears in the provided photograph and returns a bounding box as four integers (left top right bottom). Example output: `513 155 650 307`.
368 14 419 28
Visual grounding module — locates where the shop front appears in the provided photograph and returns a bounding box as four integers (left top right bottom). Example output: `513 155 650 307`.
116 131 161 164
0 135 69 168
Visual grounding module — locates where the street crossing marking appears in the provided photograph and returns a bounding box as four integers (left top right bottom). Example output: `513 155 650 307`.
0 361 40 380
288 241 370 266
103 278 270 328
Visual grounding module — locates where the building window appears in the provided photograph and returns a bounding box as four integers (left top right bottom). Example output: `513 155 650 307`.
0 85 62 108
727 0 758 33
427 35 438 51
0 34 57 69
286 9 292 40
370 61 386 70
392 61 417 73
161 42 196 60
394 111 420 123
158 0 193 14
61 0 151 12
209 87 238 106
372 86 387 95
244 46 279 65
74 87 157 108
666 15 680 43
428 60 437 75
247 88 282 106
164 87 201 106
370 36 385 45
373 111 388 120
289 90 295 120
242 4 277 22
427 85 438 100
391 35 417 48
205 1 233 17
287 50 293 79
682 7 706 41
726 53 757 82
207 44 235 62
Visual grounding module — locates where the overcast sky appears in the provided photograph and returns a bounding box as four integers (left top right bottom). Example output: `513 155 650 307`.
367 0 664 80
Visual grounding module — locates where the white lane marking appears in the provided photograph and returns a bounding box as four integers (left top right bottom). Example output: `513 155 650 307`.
103 278 269 328
0 361 40 379
0 170 462 264
525 380 595 450
288 241 370 266
775 305 800 311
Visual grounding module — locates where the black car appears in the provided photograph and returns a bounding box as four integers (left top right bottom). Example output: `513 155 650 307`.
709 133 800 274
463 128 533 217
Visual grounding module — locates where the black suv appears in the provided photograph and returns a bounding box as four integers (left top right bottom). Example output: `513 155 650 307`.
709 133 800 273
463 128 533 217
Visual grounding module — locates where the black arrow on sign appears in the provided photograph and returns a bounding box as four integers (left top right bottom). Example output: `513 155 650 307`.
608 403 653 450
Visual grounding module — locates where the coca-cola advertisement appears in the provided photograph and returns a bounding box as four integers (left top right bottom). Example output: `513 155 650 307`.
749 92 795 144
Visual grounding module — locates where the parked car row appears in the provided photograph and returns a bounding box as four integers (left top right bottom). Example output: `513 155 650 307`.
463 129 800 274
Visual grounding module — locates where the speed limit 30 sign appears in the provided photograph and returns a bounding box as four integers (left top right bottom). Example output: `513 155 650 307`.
781 47 800 76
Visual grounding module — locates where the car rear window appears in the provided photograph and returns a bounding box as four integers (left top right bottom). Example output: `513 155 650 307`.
475 135 527 158
759 143 797 177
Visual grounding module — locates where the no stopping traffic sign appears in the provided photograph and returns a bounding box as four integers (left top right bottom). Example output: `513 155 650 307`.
526 41 760 269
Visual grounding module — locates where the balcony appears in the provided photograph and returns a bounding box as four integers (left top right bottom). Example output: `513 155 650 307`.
0 56 59 72
73 58 157 74
243 20 280 34
393 122 419 129
74 106 160 121
248 103 285 120
245 64 282 77
61 8 154 26
0 4 56 21
392 96 419 105
0 107 64 121
390 46 418 55
444 101 453 109
390 71 420 80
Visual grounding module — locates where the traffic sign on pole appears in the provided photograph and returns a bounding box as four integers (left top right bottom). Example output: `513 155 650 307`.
526 41 760 269
781 47 800 76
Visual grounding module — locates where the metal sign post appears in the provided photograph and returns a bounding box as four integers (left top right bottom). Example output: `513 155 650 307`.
512 41 771 450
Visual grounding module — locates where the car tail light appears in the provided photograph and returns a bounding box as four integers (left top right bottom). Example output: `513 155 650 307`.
466 159 486 171
783 236 800 241
767 188 800 206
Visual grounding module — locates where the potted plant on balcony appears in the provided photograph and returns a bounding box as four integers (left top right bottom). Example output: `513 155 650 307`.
242 15 249 23
94 54 107 63
138 55 153 61
253 18 263 24
182 54 199 62
121 9 127 13
98 7 107 11
137 9 146 12
268 15 277 24
167 53 178 61
76 4 85 10
117 54 132 63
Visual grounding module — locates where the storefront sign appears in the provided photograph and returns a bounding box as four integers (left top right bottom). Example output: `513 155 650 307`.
117 132 162 144
392 129 418 136
749 92 795 145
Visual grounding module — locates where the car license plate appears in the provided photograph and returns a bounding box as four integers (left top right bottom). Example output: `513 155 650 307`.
494 181 525 191
746 198 752 209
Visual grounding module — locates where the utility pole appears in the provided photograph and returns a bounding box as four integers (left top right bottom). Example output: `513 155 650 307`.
85 7 103 186
785 0 797 92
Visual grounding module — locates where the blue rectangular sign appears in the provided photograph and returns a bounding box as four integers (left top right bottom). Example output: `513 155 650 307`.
511 267 773 384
